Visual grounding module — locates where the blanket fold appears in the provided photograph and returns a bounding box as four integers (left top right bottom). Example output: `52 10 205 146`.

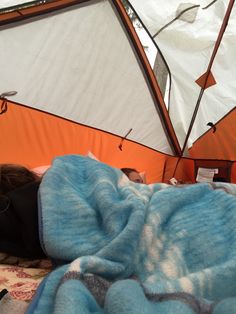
27 155 236 313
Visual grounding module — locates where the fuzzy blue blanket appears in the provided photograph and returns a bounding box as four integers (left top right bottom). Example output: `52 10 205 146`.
27 155 236 313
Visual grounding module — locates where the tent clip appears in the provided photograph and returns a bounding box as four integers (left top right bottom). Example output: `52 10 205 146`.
0 100 8 115
0 91 17 115
119 128 133 151
207 122 216 133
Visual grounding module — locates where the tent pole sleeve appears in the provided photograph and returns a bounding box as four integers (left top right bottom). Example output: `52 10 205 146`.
0 0 91 26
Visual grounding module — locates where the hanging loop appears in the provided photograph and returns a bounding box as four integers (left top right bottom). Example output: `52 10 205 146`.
118 128 133 151
0 91 17 115
0 100 8 115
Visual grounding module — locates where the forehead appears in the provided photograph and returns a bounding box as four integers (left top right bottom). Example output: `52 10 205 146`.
128 171 143 182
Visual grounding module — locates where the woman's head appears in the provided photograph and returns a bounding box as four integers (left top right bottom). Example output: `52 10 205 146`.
0 164 40 195
121 168 144 183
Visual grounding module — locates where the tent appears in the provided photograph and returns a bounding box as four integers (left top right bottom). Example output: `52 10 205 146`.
0 0 235 183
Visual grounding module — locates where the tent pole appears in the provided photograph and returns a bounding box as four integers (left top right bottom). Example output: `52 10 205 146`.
180 0 235 157
112 0 181 156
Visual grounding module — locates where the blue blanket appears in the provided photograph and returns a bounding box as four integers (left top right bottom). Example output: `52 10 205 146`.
27 155 236 313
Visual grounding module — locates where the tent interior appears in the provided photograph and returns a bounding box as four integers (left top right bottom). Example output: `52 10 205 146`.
0 0 235 184
0 0 236 312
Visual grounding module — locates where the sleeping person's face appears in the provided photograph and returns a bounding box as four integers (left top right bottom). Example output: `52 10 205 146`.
128 171 143 184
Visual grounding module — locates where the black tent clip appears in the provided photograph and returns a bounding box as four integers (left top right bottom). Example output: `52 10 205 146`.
207 122 216 133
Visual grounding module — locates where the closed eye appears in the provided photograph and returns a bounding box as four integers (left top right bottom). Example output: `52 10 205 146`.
134 179 143 183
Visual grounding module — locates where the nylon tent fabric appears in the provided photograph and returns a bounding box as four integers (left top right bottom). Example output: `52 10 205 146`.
129 0 236 159
0 0 173 154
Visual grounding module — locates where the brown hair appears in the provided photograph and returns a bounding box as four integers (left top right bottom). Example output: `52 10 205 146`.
0 164 40 195
121 168 139 176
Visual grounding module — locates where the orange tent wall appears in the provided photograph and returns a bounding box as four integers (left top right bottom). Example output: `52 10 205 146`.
1 101 236 184
0 101 167 183
231 163 236 183
189 108 236 160
163 156 195 184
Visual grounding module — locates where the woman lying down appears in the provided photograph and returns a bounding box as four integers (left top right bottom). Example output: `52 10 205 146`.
0 164 45 259
0 162 143 259
1 155 236 314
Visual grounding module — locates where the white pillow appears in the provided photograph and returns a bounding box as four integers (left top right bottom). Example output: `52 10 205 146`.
87 151 100 161
32 165 50 176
